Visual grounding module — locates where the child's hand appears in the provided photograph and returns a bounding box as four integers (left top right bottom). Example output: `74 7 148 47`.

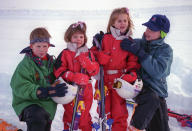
120 38 148 59
72 73 89 85
37 83 68 99
121 72 137 84
77 53 99 75
120 38 140 55
62 71 89 86
92 31 104 49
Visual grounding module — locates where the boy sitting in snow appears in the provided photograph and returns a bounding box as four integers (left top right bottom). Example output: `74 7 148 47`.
10 27 68 131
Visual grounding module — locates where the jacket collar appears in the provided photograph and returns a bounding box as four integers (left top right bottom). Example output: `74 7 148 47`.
24 50 53 67
110 26 131 40
67 42 88 57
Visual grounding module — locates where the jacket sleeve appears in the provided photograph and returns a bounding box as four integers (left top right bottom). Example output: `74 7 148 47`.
89 51 100 76
10 61 39 100
141 44 173 79
96 35 111 65
54 50 69 78
126 52 141 72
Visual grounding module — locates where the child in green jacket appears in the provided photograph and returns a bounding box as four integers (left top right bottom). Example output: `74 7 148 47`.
10 27 68 131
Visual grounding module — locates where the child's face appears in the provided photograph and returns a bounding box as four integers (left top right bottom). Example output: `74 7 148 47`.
144 28 161 41
113 14 129 34
30 42 49 58
71 32 85 48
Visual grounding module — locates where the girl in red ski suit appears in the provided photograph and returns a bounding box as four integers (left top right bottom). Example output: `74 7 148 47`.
91 7 140 131
54 21 99 131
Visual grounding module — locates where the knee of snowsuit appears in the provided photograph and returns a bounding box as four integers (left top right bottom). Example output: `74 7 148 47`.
20 104 52 131
63 83 93 131
131 85 170 131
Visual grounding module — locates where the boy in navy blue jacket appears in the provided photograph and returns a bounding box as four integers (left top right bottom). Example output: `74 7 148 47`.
121 14 173 131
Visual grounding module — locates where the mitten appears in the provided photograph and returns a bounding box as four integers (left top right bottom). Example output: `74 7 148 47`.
122 72 137 83
120 38 140 55
63 71 89 85
92 31 104 48
77 53 99 75
121 38 148 60
37 83 68 99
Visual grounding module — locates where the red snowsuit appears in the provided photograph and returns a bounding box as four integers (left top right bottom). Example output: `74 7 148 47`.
92 27 140 131
54 43 99 131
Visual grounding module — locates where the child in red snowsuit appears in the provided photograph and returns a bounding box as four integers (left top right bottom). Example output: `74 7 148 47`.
54 21 99 131
91 7 140 131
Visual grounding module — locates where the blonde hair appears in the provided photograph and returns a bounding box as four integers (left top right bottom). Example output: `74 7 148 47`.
30 27 51 41
107 7 134 35
64 21 87 44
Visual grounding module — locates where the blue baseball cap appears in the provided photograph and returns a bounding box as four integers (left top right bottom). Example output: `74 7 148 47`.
142 14 170 33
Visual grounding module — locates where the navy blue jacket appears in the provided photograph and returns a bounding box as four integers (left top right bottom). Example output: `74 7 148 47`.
135 36 173 98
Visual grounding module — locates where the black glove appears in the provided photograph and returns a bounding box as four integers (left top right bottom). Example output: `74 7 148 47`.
92 31 104 48
120 38 140 55
120 38 148 60
37 83 68 99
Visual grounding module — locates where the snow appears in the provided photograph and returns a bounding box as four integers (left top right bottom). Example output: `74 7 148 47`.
0 5 192 131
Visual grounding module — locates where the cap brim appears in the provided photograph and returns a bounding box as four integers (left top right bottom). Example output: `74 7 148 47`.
142 22 160 32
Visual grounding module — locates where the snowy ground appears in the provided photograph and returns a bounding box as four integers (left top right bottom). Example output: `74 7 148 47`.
0 5 192 131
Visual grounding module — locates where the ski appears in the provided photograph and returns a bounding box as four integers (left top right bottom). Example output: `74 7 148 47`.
70 85 80 131
93 37 106 131
168 109 192 128
99 66 106 131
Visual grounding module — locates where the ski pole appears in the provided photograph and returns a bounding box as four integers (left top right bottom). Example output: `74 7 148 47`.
70 68 86 131
70 86 80 131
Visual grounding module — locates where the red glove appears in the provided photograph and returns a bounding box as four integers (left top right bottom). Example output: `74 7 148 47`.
77 53 99 76
122 72 137 83
62 71 89 85
96 51 111 65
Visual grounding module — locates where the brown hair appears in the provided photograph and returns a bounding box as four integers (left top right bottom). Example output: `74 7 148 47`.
64 21 87 44
107 7 134 35
30 27 51 41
